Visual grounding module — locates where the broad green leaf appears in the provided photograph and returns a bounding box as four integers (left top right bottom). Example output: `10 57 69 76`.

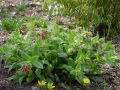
58 52 67 58
68 58 74 67
31 56 39 63
18 61 30 66
18 50 31 61
26 76 34 83
91 76 104 83
33 60 43 69
35 69 41 79
105 41 112 49
7 75 16 81
8 63 16 73
59 64 73 71
26 70 35 83
19 76 25 85
32 45 39 56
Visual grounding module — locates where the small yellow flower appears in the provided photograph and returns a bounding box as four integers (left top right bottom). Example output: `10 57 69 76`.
38 80 46 86
47 82 55 90
83 77 90 84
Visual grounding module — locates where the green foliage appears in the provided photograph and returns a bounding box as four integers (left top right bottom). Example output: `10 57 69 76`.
43 0 120 34
1 17 48 32
18 16 48 28
1 18 19 31
16 5 27 11
0 20 119 85
95 0 120 29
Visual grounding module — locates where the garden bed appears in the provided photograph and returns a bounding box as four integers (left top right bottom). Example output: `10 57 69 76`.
0 0 120 90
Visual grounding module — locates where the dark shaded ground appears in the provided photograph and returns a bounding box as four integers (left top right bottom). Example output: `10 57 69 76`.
0 1 120 90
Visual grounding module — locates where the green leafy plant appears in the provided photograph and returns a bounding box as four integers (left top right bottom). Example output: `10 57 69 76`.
1 18 19 31
16 5 27 11
17 16 48 30
0 16 48 33
0 20 119 86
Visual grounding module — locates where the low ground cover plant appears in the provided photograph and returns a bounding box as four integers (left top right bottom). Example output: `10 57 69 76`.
1 18 19 31
16 5 27 11
0 18 119 88
0 16 47 31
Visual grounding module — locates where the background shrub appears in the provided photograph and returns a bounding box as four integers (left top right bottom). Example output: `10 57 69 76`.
43 0 120 37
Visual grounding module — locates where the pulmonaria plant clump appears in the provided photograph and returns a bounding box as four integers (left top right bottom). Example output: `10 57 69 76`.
0 20 119 87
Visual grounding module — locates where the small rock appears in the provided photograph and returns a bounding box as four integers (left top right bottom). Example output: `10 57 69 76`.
31 86 40 90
